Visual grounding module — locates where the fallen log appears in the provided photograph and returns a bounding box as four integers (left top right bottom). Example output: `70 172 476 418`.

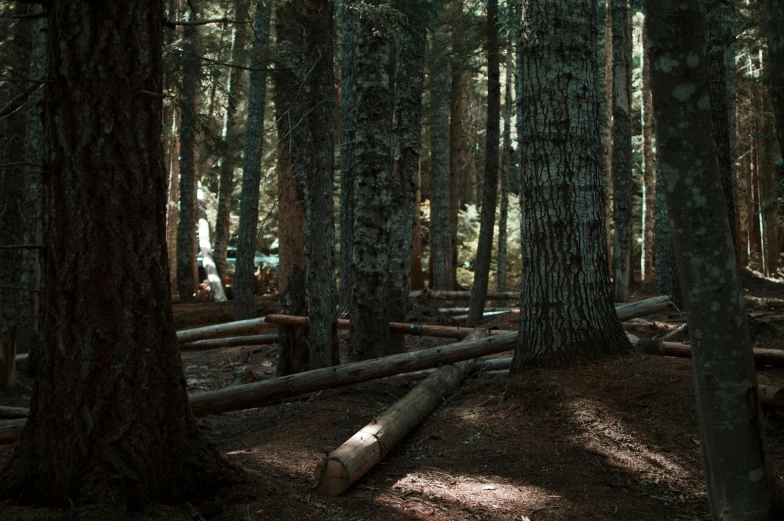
0 406 28 419
179 334 279 351
315 360 475 496
759 385 784 410
176 317 276 344
635 340 784 368
438 307 516 315
0 419 25 445
188 331 518 417
615 296 672 321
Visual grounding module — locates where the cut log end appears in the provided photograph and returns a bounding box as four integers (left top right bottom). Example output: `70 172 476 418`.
315 457 352 496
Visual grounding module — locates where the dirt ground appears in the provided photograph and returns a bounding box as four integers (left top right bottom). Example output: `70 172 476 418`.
2 268 784 520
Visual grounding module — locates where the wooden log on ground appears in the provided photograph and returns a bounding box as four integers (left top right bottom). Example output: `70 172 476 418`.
0 406 28 419
188 331 518 417
635 340 784 368
172 294 278 329
452 309 516 321
315 360 475 496
615 296 672 321
176 317 276 344
438 307 516 315
0 419 25 445
759 385 784 410
179 334 279 351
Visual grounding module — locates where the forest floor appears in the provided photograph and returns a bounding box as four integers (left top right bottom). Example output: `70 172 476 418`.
2 268 784 521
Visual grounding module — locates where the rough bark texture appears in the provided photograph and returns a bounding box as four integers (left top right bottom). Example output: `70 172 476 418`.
0 0 236 504
295 0 338 369
705 0 738 253
654 155 683 308
274 1 308 375
767 0 784 254
641 21 656 282
449 59 464 290
611 0 633 302
735 90 751 266
512 0 631 369
497 44 513 293
339 6 358 311
176 9 201 304
349 4 394 361
410 162 426 290
429 24 452 291
646 0 775 517
388 5 426 352
760 92 780 277
599 0 614 270
467 0 501 325
234 0 272 321
214 0 251 285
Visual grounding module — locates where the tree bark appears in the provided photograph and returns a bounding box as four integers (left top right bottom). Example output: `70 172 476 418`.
760 90 780 277
339 5 358 312
646 1 775 517
176 8 201 304
497 43 513 293
766 0 784 266
641 21 656 282
467 0 501 326
234 0 272 321
611 0 634 302
214 0 251 285
410 161 426 290
449 57 464 290
654 140 683 308
388 4 426 352
274 1 308 375
349 2 395 361
512 0 632 368
0 0 237 504
429 23 453 291
599 0 614 272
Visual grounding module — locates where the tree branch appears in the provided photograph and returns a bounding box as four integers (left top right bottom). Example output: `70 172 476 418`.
0 12 47 21
0 245 42 250
0 82 42 120
164 18 250 29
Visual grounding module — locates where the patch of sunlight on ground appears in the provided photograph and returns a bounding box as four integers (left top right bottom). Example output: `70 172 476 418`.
567 398 690 484
379 471 565 513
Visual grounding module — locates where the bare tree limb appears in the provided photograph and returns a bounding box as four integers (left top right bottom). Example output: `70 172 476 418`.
164 17 250 29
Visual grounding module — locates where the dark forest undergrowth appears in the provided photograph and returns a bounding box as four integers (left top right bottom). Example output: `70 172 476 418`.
1 269 783 521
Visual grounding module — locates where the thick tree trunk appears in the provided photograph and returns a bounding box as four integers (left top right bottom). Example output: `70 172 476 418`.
646 1 775 517
760 92 780 276
166 113 180 296
349 3 394 361
289 1 338 369
388 5 426 352
0 0 237 504
497 44 513 293
449 60 464 290
611 0 634 302
410 162 426 290
764 0 784 267
467 0 501 325
429 24 452 291
705 0 738 254
234 0 272 321
641 22 656 282
274 1 308 375
654 158 683 308
214 0 251 285
176 10 201 304
512 0 631 368
599 0 614 271
339 6 358 312
735 86 751 267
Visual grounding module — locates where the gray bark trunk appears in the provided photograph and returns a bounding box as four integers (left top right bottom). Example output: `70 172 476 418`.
654 152 683 309
0 0 236 503
449 59 463 290
646 1 775 517
214 0 251 285
348 3 394 361
611 0 634 302
467 0 501 325
497 43 513 293
176 9 201 303
429 24 452 291
704 0 738 254
234 0 272 321
512 0 631 368
641 21 656 282
387 4 426 352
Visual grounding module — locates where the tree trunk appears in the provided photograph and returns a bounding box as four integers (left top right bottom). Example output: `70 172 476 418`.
449 59 464 290
497 43 513 293
0 0 237 504
512 0 631 368
234 0 272 321
611 0 634 302
646 1 775 517
760 90 780 277
339 6 358 312
467 0 501 325
349 3 394 361
735 83 751 266
705 0 738 254
176 9 201 304
599 0 614 272
750 81 763 260
429 24 452 291
388 4 426 351
641 21 656 282
764 0 784 270
654 155 683 308
197 184 228 301
214 0 251 285
410 161 426 290
274 1 308 375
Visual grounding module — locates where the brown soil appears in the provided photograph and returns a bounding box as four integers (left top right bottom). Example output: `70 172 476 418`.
2 271 783 521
